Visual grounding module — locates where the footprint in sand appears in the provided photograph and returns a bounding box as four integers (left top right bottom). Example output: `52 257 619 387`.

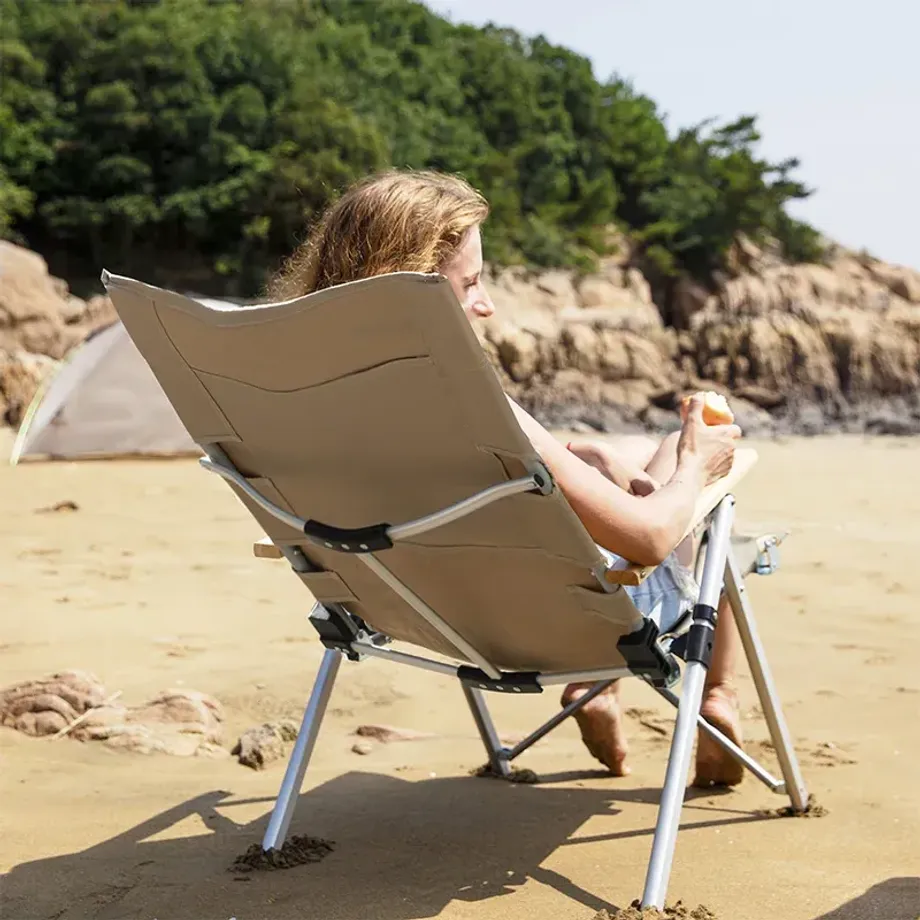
625 707 671 741
755 738 857 768
153 637 205 659
164 644 205 659
34 500 80 514
804 741 858 767
87 566 132 582
18 547 61 559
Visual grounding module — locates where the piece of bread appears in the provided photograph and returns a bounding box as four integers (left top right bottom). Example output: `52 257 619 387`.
680 390 735 425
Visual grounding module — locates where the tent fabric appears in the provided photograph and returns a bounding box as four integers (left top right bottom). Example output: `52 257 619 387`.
11 321 199 463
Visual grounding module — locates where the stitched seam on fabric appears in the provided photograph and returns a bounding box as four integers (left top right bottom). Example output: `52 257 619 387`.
150 301 241 441
395 539 601 569
191 354 430 394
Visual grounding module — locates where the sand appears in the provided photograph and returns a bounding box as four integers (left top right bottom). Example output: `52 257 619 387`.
1 429 919 920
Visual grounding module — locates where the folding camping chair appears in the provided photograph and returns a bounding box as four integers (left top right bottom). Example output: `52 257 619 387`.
101 269 808 910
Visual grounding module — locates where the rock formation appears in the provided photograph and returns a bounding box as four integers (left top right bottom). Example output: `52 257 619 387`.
0 670 226 757
480 238 920 435
2 235 919 436
232 719 300 769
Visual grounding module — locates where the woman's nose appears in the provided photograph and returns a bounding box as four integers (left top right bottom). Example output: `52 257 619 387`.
473 295 495 318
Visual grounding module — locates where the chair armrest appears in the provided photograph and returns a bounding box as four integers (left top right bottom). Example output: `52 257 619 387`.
252 449 760 583
604 447 760 587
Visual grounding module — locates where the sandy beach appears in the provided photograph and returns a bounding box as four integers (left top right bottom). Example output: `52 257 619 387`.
1 430 918 920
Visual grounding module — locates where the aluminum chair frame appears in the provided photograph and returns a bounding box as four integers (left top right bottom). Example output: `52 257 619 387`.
203 445 808 911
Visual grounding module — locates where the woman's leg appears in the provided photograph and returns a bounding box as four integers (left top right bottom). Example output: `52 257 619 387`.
561 434 660 775
693 596 745 786
560 680 631 776
565 431 745 783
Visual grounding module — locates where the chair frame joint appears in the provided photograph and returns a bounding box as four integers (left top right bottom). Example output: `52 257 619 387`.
303 518 393 553
458 667 543 694
308 604 364 660
616 620 681 688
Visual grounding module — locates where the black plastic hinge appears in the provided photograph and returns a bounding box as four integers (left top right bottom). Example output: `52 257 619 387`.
671 603 718 668
616 620 681 688
308 604 363 660
682 624 715 667
457 668 543 694
303 519 393 553
691 603 718 626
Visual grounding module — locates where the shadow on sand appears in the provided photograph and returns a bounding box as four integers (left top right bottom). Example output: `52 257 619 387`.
1 771 774 920
812 877 920 920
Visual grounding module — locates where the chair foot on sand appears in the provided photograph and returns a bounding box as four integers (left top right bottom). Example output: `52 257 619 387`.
261 648 341 853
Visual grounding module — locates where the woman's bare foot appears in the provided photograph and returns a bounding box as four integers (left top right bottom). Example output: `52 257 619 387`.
693 683 744 787
561 681 631 776
566 440 660 496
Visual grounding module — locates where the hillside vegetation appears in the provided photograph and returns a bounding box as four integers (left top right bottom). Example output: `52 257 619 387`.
1 0 824 296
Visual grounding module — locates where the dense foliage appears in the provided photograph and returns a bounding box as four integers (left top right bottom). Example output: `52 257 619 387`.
0 0 824 294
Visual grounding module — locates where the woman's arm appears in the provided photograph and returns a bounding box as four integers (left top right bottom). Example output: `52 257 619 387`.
508 401 718 567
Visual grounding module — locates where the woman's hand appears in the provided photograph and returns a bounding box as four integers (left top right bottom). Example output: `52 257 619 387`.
677 394 742 485
507 395 735 566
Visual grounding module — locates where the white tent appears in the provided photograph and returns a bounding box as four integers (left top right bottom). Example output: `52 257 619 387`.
11 321 199 463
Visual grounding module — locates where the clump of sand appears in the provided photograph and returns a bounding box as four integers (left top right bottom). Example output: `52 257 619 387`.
230 835 335 873
471 762 541 784
593 901 718 919
755 793 829 819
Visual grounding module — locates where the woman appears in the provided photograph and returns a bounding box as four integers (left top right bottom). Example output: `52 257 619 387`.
269 169 744 786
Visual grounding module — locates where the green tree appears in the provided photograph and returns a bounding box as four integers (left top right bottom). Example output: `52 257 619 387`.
0 0 823 296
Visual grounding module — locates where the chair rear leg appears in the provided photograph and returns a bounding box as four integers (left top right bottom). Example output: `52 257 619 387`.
723 551 809 811
462 684 512 778
262 648 342 851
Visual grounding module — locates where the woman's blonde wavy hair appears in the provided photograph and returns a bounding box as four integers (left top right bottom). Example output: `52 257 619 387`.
266 169 490 300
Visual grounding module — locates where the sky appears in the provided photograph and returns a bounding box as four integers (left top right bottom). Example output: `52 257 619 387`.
426 0 919 270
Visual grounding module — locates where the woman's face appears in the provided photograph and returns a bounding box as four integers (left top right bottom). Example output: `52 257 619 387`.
440 224 495 323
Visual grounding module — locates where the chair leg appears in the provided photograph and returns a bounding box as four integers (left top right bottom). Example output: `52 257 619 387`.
462 684 512 778
641 658 708 909
642 495 736 910
262 648 342 851
723 551 809 811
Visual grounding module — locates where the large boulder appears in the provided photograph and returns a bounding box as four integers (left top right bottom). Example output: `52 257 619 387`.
684 255 920 405
0 240 116 360
0 240 119 429
480 260 676 426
